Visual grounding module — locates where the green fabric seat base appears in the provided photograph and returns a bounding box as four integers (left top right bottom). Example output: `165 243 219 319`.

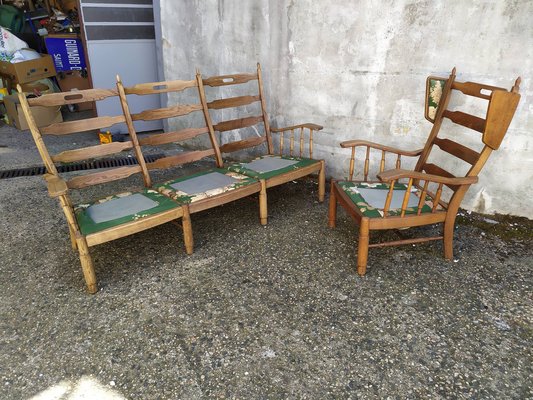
156 168 258 203
75 188 184 236
337 181 434 218
226 155 320 180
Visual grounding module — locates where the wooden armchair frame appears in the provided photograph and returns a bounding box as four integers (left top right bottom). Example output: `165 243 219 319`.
329 69 521 275
17 87 191 293
200 63 326 214
116 72 267 242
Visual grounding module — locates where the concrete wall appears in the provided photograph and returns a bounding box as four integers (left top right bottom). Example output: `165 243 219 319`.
160 0 532 217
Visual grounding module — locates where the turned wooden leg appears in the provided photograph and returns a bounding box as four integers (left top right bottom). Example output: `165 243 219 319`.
75 234 97 294
182 205 194 255
443 219 455 260
328 179 337 228
357 218 370 276
318 160 326 202
259 180 268 226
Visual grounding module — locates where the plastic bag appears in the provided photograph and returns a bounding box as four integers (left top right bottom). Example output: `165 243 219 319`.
0 27 28 61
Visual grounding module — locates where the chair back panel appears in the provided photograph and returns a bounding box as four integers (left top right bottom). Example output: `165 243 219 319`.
417 69 521 192
202 63 273 155
18 86 150 189
117 74 223 170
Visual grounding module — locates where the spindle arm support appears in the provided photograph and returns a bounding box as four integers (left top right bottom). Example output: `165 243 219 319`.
270 123 323 133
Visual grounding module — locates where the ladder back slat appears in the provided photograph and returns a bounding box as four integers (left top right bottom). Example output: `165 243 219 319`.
124 79 197 95
52 141 133 163
219 136 266 153
41 115 126 135
433 137 480 165
132 104 203 121
452 81 506 100
213 115 263 132
28 89 118 107
442 110 485 133
203 73 257 87
146 149 215 170
139 127 209 146
66 165 142 189
207 95 260 110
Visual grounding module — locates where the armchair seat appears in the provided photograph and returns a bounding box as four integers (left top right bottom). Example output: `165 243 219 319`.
336 181 438 218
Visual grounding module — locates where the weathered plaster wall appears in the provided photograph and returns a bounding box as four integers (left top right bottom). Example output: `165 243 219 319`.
160 0 532 217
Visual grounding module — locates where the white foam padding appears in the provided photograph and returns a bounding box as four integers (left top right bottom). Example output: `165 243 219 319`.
357 188 421 209
86 193 159 223
241 156 299 173
170 172 239 195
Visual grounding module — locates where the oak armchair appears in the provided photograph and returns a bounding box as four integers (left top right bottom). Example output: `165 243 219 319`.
328 69 521 275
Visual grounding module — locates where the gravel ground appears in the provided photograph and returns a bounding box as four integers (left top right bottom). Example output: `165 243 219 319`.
0 120 532 399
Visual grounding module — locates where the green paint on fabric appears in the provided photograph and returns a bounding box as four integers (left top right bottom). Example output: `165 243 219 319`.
156 168 258 203
337 181 434 218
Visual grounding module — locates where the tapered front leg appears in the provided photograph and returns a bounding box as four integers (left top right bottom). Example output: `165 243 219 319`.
357 218 370 276
328 179 337 228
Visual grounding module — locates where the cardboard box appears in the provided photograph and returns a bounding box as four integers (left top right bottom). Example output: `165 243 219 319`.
0 54 56 85
3 93 63 130
57 70 93 111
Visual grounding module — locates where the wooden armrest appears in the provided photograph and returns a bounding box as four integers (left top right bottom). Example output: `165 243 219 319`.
340 140 423 157
270 123 323 132
44 174 69 197
378 169 478 185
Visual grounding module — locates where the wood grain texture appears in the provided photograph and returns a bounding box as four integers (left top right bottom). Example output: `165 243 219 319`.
213 115 263 132
28 89 118 107
452 81 506 100
66 165 142 189
146 149 215 170
433 137 480 165
131 104 203 121
41 115 125 135
52 141 133 163
442 110 486 133
207 95 260 110
219 136 266 153
138 127 209 146
203 73 257 87
483 90 521 149
124 79 197 95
